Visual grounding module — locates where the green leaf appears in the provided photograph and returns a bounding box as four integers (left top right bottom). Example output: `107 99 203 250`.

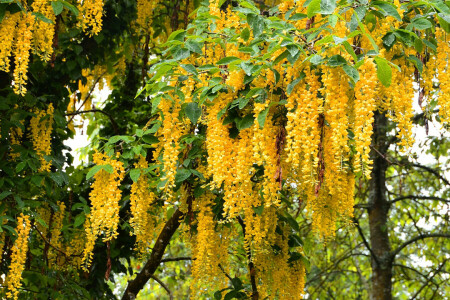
130 168 141 183
286 72 306 95
239 97 251 109
51 1 63 15
408 55 423 74
237 114 254 130
247 14 265 37
310 54 324 65
173 48 190 61
86 164 113 180
257 107 270 129
374 56 392 87
253 205 264 215
16 161 27 172
240 62 253 76
382 32 396 50
185 102 202 124
142 135 159 144
240 27 250 41
343 64 360 82
372 1 402 22
342 41 358 61
175 169 191 183
412 18 432 30
321 0 336 15
307 0 321 18
32 12 54 24
167 29 185 42
0 191 12 200
59 0 79 16
328 54 347 66
240 1 259 13
181 64 198 75
185 39 202 54
216 56 241 65
74 213 85 227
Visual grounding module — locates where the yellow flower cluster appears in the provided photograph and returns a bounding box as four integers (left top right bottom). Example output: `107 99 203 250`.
48 201 66 268
0 12 19 73
322 66 350 174
436 29 450 124
82 152 124 269
5 214 31 300
254 226 306 299
387 63 415 149
285 66 322 184
253 106 280 207
13 13 34 96
353 58 378 177
78 0 104 36
29 103 54 172
129 155 158 253
137 0 159 31
158 97 184 195
191 193 230 294
32 0 55 61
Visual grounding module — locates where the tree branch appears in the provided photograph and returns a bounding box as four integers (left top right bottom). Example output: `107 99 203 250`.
150 275 173 300
408 163 450 186
391 233 450 259
121 209 183 300
353 218 380 266
390 195 450 204
411 259 448 300
65 109 119 135
160 256 192 263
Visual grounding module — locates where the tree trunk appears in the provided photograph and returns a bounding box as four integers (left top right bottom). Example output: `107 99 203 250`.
122 209 183 300
368 112 392 300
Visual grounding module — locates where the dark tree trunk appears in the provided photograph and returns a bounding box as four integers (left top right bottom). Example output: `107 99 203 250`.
368 112 392 300
122 209 183 300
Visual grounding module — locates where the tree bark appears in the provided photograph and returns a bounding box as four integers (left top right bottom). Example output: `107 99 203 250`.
368 112 392 300
121 209 183 300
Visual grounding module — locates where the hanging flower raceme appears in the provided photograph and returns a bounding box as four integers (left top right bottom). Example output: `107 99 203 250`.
353 58 378 177
191 193 230 294
129 155 158 253
78 0 104 36
5 214 31 300
29 103 54 172
32 0 55 61
436 28 450 124
82 152 124 269
13 13 34 96
0 12 19 73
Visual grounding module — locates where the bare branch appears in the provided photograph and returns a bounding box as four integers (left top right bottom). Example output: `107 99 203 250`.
160 256 192 263
353 218 380 266
411 259 448 300
65 109 119 135
409 163 450 186
392 234 450 259
150 275 173 300
390 195 450 204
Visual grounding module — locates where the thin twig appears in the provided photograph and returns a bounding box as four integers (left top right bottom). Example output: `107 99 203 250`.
160 256 192 263
150 275 173 300
65 109 119 134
